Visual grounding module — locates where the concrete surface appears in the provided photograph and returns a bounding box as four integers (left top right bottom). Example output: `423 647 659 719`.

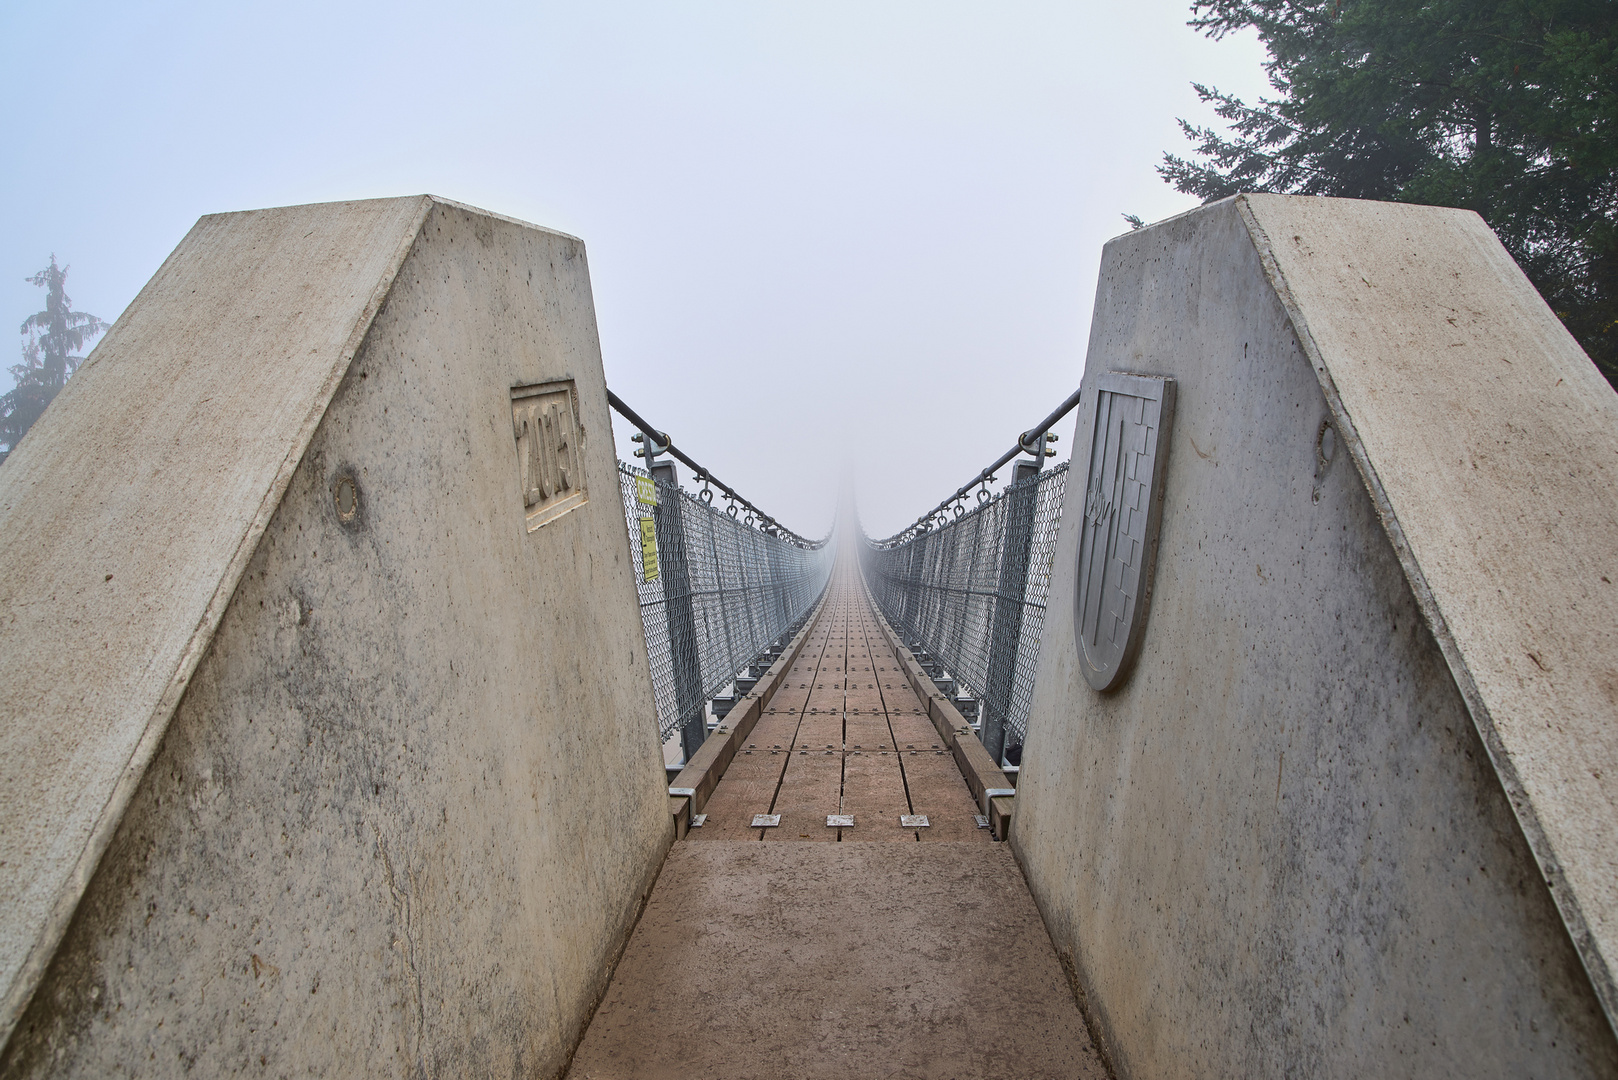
1012 194 1618 1078
565 840 1105 1080
1246 195 1618 1021
0 197 671 1077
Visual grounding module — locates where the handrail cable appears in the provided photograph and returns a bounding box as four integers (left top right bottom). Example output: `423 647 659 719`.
871 384 1082 548
606 389 821 548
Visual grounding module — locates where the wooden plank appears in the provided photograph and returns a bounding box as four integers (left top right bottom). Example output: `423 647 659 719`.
802 703 843 724
743 713 805 750
844 686 885 709
764 752 843 841
902 751 991 843
990 795 1015 842
838 750 914 842
688 751 788 840
842 718 895 752
790 715 843 751
670 795 690 840
887 713 948 750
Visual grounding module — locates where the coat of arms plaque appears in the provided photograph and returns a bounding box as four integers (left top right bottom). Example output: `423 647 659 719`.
1073 371 1176 691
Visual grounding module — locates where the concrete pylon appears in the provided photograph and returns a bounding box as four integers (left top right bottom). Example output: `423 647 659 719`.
0 197 671 1076
1014 195 1618 1078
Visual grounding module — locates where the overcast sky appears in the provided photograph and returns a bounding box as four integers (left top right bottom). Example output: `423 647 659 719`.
1 0 1265 539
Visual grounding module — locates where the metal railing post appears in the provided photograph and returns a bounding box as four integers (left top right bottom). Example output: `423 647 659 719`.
649 456 706 761
768 540 788 638
902 535 924 631
981 458 1041 764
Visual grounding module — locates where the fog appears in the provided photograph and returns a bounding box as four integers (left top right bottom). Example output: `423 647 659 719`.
1 0 1265 538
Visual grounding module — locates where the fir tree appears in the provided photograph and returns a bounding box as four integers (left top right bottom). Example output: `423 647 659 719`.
2 257 108 463
1161 0 1617 383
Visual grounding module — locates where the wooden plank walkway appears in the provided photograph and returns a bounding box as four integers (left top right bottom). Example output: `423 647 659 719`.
566 568 1106 1079
688 569 989 843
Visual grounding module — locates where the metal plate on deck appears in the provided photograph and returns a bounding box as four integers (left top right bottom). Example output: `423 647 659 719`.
690 814 707 827
900 815 930 828
974 814 990 829
751 814 781 828
827 815 855 827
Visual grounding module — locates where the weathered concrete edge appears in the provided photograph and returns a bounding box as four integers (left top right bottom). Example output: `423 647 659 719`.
1235 193 1618 1039
860 583 1013 820
0 197 437 1050
428 194 587 247
669 796 691 840
669 587 831 816
553 824 677 1080
989 795 1015 842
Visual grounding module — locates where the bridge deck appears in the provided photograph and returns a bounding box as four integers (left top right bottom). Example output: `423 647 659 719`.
565 570 1106 1079
693 569 988 842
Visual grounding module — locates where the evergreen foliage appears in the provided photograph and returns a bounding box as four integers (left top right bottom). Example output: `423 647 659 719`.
2 257 107 463
1163 0 1617 382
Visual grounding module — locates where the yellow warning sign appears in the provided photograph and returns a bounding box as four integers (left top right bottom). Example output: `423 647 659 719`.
636 475 658 506
639 516 659 582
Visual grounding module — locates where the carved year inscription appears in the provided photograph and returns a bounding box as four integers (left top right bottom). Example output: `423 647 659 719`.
511 380 587 531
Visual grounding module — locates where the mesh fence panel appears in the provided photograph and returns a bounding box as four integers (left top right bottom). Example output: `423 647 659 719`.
619 463 832 742
862 463 1067 754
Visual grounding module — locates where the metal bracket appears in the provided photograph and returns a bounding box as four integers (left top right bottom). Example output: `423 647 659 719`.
751 814 781 828
900 815 930 828
826 815 854 828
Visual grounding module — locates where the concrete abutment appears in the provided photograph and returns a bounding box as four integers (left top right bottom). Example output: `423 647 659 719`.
0 197 672 1078
1012 194 1618 1078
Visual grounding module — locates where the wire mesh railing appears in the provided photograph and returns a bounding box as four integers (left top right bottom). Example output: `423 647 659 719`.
619 462 832 753
863 464 1066 764
858 386 1082 766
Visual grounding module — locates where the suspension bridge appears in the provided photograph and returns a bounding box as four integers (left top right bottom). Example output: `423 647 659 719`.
1 193 1617 1079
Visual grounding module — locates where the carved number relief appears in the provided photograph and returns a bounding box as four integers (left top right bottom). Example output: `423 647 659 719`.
511 380 588 532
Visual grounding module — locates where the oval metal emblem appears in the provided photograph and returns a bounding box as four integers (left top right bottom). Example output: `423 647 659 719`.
1073 371 1176 691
